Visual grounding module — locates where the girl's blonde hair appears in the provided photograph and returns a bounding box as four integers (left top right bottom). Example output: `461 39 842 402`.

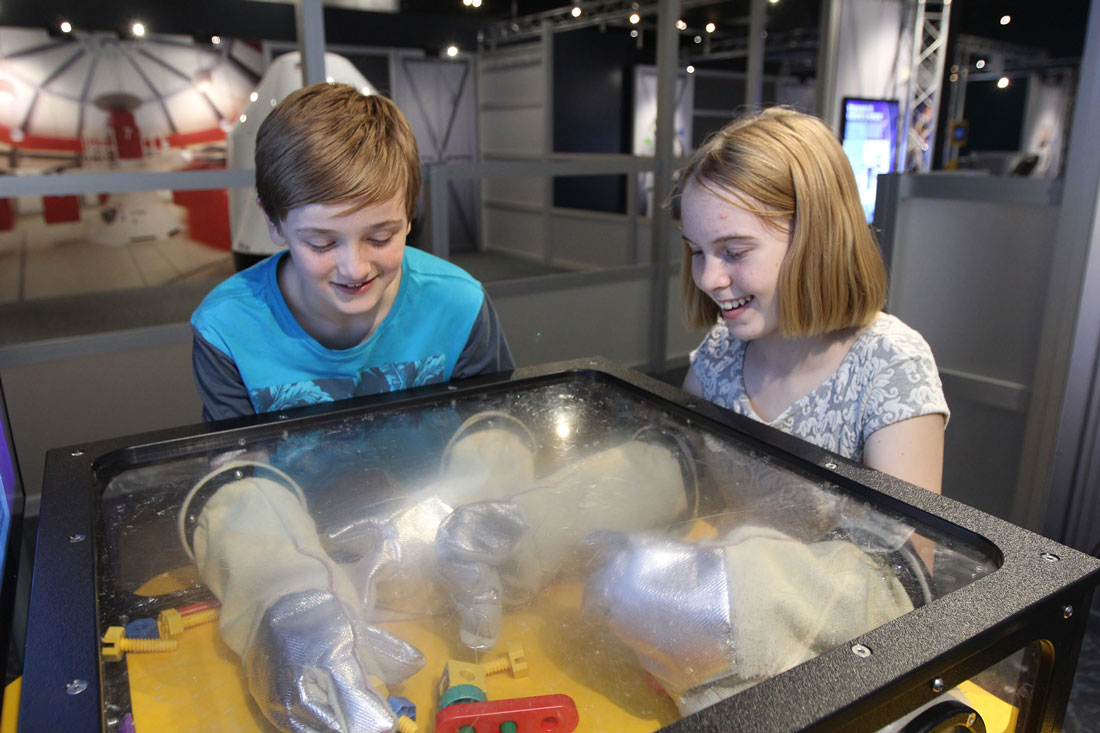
678 107 887 336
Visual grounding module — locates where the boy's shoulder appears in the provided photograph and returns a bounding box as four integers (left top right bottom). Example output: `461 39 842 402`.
401 248 486 306
191 254 282 332
402 247 479 285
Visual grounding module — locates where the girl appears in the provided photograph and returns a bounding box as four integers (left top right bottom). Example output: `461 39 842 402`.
679 107 948 494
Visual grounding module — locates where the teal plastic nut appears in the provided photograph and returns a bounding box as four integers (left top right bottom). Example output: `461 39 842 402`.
438 683 488 709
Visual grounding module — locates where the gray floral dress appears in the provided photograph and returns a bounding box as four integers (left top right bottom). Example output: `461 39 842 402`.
689 314 949 461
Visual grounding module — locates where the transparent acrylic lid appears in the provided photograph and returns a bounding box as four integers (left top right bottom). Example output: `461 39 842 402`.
94 374 998 732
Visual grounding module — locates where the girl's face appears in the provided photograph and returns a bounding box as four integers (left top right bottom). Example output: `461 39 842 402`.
681 180 790 342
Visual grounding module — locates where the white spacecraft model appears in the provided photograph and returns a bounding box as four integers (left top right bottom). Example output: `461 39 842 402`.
227 52 378 265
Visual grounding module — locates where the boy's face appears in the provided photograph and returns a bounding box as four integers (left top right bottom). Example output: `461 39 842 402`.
267 194 411 347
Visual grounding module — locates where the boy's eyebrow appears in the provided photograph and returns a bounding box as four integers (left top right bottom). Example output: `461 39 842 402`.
294 218 406 234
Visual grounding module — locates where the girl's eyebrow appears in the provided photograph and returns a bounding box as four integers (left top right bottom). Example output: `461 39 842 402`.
683 233 755 246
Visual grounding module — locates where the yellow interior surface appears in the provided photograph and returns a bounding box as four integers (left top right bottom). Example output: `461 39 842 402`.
121 570 1021 733
124 573 680 732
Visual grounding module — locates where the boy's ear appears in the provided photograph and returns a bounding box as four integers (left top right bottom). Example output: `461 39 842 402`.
258 198 287 248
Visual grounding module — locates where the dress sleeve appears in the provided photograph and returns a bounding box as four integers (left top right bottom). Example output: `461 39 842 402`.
861 330 950 441
192 327 256 422
452 291 515 380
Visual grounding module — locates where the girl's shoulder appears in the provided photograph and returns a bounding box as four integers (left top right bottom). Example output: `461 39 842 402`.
853 313 936 363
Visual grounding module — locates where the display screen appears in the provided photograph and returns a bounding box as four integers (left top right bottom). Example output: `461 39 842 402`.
841 98 900 223
0 382 18 584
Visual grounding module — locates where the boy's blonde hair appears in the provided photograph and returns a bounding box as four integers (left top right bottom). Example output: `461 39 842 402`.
255 82 421 226
678 107 887 336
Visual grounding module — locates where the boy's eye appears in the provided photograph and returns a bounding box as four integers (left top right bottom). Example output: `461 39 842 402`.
307 241 335 252
368 234 395 246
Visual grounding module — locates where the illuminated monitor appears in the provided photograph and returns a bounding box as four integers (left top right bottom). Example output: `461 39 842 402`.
0 378 24 670
840 98 900 223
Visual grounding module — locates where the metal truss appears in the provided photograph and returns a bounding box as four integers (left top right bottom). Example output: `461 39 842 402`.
900 0 952 172
478 0 722 48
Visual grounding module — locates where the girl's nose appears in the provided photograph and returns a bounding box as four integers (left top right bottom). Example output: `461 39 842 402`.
697 254 730 292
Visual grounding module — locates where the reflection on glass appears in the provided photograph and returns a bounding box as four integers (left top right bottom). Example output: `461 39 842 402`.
96 379 998 731
877 642 1043 732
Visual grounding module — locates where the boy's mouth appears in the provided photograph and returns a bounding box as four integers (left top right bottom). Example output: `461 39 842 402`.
332 277 373 295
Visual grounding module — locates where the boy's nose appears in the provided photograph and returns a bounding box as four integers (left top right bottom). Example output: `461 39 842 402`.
340 243 373 279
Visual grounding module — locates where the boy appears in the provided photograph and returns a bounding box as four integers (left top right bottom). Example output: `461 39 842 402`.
191 83 514 421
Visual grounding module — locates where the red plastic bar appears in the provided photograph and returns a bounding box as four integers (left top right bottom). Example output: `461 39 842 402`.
435 694 579 733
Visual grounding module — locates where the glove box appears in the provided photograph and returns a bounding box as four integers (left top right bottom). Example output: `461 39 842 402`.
19 358 1100 732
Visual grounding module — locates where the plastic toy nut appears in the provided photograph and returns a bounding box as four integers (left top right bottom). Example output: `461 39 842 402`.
157 609 185 639
438 684 488 710
388 695 416 720
438 659 487 697
483 642 528 679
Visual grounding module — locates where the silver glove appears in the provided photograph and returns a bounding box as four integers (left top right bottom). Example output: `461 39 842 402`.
582 525 915 716
320 421 536 618
247 590 415 733
582 533 735 699
436 438 689 649
184 462 425 733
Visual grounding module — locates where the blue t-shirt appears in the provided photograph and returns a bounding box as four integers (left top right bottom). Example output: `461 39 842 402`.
191 247 512 420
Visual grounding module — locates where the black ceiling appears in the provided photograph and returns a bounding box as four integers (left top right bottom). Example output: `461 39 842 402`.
0 0 1091 61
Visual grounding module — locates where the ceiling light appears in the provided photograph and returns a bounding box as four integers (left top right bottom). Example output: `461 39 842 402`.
249 91 259 102
686 65 695 74
676 20 687 30
1000 15 1011 25
471 0 481 7
975 59 986 69
705 22 716 33
239 113 248 123
211 35 222 45
693 35 702 43
571 6 581 17
769 0 779 4
446 45 459 57
997 76 1009 88
194 69 213 94
60 21 72 33
132 22 146 37
463 0 471 5
630 29 639 38
325 75 335 83
629 13 640 24
949 73 958 82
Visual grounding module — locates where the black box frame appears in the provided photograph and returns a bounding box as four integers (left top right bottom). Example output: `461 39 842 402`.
18 357 1100 732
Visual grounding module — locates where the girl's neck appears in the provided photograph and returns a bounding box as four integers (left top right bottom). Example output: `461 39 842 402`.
748 330 849 371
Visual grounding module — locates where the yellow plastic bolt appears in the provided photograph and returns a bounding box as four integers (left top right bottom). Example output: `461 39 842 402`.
158 607 219 639
102 626 178 662
482 642 527 678
396 716 420 733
